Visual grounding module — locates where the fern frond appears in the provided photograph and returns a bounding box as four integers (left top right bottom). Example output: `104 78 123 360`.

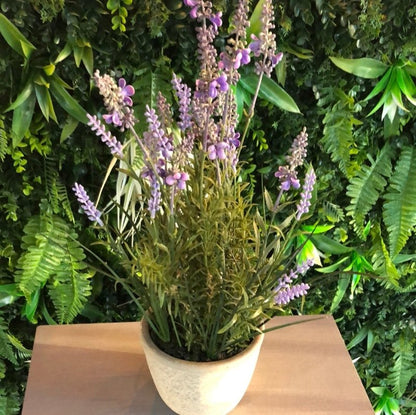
16 216 66 297
15 214 92 323
323 201 345 223
370 223 400 288
320 95 362 177
387 335 416 397
0 116 7 162
45 157 75 222
346 144 393 237
132 64 172 133
0 388 21 415
0 317 17 365
383 146 416 257
48 238 92 324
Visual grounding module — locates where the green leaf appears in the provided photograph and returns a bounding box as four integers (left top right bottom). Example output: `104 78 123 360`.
329 57 388 79
346 144 393 236
396 67 416 106
329 274 350 312
311 234 353 255
60 116 79 143
49 75 88 123
383 146 416 257
239 74 301 113
35 84 57 122
347 326 369 350
6 81 34 112
364 67 392 102
217 314 238 334
81 46 94 76
54 42 73 64
11 92 36 147
247 0 265 39
0 13 36 58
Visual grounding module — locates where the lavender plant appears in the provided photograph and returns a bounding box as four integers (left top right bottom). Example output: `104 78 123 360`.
74 0 316 361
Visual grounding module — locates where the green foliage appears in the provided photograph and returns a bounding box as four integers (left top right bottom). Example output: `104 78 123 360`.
383 146 416 258
346 144 393 237
388 335 416 398
106 0 132 32
15 214 92 324
320 89 362 177
30 0 65 23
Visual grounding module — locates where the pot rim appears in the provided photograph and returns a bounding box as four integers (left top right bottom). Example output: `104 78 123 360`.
141 318 265 366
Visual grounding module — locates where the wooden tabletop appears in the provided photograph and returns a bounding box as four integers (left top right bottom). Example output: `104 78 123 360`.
22 315 374 414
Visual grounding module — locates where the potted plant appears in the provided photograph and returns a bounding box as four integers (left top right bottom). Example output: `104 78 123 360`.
73 0 316 413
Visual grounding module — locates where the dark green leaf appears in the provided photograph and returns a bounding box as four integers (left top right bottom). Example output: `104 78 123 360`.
330 57 388 79
239 74 301 113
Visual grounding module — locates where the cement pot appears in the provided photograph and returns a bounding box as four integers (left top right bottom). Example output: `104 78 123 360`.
140 319 264 415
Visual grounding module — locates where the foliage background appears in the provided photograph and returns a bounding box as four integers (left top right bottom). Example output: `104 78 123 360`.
0 0 415 413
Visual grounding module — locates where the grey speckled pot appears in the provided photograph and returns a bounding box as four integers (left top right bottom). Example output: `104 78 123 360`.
140 319 264 415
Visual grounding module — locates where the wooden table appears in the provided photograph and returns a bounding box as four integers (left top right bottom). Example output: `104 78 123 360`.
22 315 374 414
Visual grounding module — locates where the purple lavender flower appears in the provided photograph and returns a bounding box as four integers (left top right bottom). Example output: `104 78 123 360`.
144 106 172 160
208 142 229 160
296 167 316 220
275 283 310 306
118 78 135 106
209 12 222 30
165 172 189 190
172 74 192 131
274 258 314 306
148 175 161 219
87 114 123 157
274 166 300 191
73 183 103 226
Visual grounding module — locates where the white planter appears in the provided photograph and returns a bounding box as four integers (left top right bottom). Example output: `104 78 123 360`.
140 319 264 415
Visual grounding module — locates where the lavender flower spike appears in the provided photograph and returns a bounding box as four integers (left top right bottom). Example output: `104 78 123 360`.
73 183 103 226
296 167 316 220
87 114 123 157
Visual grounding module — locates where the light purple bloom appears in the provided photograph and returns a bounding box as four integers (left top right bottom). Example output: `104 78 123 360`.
209 12 222 30
274 166 300 191
172 74 192 131
148 176 161 219
208 142 228 160
275 283 310 306
296 168 316 220
87 114 123 157
165 172 189 190
73 183 103 226
118 78 135 107
274 258 313 306
271 52 283 67
249 34 262 56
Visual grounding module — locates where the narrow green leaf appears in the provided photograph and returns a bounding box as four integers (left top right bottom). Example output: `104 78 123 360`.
347 326 369 350
364 67 392 102
11 92 36 146
316 256 350 273
247 0 265 39
217 314 238 334
0 13 36 58
6 81 34 112
73 45 82 68
329 274 350 312
49 75 88 123
396 67 416 106
35 84 57 122
54 42 73 64
239 74 301 113
81 46 94 76
60 116 79 143
330 57 388 79
311 234 353 255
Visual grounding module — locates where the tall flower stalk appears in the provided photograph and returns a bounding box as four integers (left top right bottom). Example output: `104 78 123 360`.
74 0 316 362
